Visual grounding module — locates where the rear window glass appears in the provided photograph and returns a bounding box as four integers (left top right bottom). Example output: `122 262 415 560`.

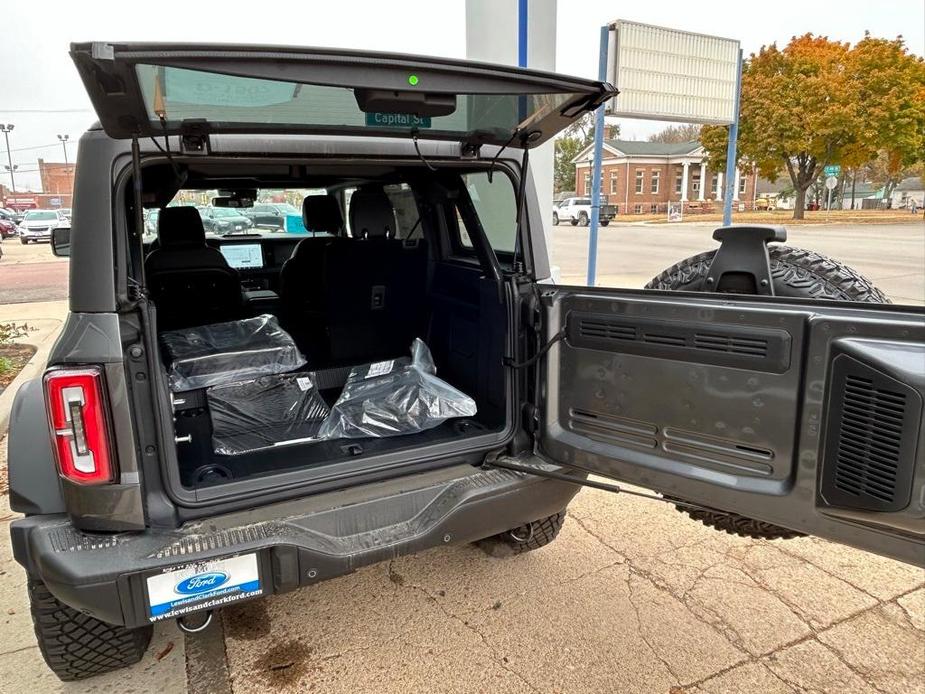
135 64 578 141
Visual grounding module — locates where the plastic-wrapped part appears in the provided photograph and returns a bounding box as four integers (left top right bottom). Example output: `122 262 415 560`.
161 314 305 392
208 373 330 455
318 338 477 440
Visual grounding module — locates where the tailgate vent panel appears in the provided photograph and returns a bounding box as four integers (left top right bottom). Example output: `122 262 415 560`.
569 312 791 373
820 356 921 512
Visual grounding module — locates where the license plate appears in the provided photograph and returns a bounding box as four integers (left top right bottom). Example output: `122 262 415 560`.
145 553 262 622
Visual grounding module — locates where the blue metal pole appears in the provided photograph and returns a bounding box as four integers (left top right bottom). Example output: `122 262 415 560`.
586 24 608 286
722 49 743 226
517 0 528 67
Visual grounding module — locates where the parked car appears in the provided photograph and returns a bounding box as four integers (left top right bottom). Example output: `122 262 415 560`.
554 196 617 226
58 207 73 220
9 41 923 683
244 202 302 230
197 206 255 234
17 209 67 244
0 218 17 239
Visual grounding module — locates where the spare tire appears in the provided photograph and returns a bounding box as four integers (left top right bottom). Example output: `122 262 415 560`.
646 245 890 303
645 244 890 539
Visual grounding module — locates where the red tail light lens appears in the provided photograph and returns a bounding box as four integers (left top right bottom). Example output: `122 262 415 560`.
43 367 115 485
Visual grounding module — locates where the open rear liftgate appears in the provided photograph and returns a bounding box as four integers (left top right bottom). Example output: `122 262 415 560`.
489 225 846 520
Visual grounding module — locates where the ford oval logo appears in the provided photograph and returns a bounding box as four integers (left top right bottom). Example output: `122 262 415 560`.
175 572 229 595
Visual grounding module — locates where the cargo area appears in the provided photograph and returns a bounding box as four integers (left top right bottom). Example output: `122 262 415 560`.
138 164 518 495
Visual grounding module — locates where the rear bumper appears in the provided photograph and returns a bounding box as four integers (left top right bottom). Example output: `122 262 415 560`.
11 460 581 628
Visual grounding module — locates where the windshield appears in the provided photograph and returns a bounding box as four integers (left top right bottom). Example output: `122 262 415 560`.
135 64 578 142
23 211 58 221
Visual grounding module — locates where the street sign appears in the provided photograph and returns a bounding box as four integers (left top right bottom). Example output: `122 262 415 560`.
824 165 841 177
606 20 740 124
825 176 839 190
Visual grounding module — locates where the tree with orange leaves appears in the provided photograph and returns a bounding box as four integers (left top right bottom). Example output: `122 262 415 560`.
702 33 925 219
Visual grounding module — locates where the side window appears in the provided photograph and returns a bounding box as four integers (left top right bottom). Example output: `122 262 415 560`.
457 172 517 254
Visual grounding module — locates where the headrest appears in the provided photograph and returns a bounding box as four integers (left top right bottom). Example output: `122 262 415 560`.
349 187 395 239
302 195 343 234
157 207 206 248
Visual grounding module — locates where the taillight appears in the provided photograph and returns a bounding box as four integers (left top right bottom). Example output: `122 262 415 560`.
43 367 115 485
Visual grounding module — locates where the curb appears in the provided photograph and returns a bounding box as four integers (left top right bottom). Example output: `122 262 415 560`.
0 324 62 436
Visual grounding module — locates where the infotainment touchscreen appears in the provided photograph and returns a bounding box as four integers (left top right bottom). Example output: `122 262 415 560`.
220 243 263 270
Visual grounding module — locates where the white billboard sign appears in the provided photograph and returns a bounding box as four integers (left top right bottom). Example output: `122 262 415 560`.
606 20 740 125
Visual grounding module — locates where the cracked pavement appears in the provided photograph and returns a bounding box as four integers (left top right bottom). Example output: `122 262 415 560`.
213 483 924 694
1 452 924 693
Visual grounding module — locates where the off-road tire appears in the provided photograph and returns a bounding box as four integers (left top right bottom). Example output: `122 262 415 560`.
578 212 589 226
646 244 890 540
645 245 890 303
475 511 567 557
28 578 153 681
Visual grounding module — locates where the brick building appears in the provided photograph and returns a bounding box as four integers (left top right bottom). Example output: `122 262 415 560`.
572 140 758 214
38 159 75 199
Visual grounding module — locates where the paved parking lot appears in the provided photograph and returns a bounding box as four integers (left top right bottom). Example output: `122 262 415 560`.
549 221 925 305
0 220 922 692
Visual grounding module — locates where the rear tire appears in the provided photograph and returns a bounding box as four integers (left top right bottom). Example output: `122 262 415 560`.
600 220 610 227
28 578 153 681
552 212 559 226
578 212 589 226
646 244 890 540
20 238 28 244
475 511 567 557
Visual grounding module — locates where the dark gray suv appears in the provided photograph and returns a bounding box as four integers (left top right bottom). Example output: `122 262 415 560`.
7 43 924 681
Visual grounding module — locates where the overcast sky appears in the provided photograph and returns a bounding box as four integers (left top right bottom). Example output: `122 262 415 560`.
1 0 922 190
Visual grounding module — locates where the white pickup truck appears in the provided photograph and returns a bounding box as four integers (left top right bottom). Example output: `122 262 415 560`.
553 197 617 227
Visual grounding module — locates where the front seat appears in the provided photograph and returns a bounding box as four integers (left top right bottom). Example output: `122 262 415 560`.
278 195 346 356
145 206 243 329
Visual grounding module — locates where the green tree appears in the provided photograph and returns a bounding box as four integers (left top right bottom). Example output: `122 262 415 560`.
702 35 860 219
702 33 925 219
847 35 925 200
649 123 701 143
554 137 584 193
553 116 619 193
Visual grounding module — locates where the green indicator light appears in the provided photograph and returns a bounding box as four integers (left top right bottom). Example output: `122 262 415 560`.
408 74 419 86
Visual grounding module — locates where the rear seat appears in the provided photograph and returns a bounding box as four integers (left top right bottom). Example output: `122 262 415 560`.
279 194 346 356
320 186 427 364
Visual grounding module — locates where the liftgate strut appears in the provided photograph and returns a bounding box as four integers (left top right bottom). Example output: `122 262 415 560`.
483 458 732 515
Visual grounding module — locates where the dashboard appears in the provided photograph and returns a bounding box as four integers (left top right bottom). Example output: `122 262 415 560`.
207 235 303 290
